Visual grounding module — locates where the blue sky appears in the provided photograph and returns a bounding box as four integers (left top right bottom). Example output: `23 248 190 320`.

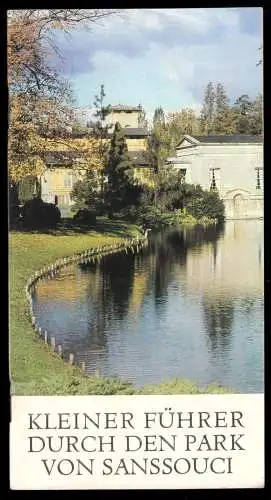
55 8 262 117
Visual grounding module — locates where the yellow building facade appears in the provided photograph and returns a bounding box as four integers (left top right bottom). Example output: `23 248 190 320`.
40 106 155 214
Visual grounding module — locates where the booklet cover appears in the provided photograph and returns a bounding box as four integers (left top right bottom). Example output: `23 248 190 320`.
8 7 264 490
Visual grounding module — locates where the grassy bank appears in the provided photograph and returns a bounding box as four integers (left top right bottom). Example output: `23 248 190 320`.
9 217 233 395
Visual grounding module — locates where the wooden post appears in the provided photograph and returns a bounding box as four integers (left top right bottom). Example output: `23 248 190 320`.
69 353 74 365
44 330 48 343
51 337 56 350
82 361 86 372
58 344 63 357
38 327 42 336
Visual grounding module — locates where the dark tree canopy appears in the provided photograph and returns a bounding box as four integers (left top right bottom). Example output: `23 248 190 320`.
104 122 135 216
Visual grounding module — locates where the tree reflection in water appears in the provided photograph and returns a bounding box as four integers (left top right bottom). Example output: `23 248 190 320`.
202 295 235 356
33 221 263 391
78 222 225 341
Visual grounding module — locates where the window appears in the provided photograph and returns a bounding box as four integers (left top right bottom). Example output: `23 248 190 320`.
64 171 73 188
255 168 263 190
210 168 220 191
179 169 186 184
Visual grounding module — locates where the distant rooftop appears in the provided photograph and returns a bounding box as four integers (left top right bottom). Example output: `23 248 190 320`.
194 135 263 143
108 127 149 138
111 104 142 112
124 127 148 137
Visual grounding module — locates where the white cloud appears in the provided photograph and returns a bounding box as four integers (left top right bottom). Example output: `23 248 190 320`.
102 8 241 36
125 9 163 31
67 8 262 110
151 8 215 34
145 26 262 101
94 8 164 35
90 50 125 72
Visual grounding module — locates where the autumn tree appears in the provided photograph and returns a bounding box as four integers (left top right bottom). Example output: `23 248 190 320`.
153 106 166 127
168 109 201 146
148 106 173 173
8 9 117 183
138 107 148 129
249 93 263 135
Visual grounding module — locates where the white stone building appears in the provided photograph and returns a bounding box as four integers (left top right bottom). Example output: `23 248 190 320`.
166 135 263 220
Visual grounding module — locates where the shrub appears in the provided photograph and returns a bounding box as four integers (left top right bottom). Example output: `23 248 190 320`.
9 182 21 227
71 175 104 215
186 189 225 222
45 203 61 227
119 205 138 222
73 209 97 226
136 206 168 229
21 197 61 229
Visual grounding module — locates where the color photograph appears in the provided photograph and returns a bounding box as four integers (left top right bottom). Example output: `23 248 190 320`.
9 8 263 397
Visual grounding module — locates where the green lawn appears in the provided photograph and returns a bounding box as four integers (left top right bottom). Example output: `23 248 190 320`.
9 217 233 395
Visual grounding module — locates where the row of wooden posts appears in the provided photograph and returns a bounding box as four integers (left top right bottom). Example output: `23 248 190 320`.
25 234 149 375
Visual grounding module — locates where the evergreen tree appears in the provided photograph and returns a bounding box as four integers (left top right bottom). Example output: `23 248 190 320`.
215 83 229 114
249 93 263 135
92 84 112 192
93 84 112 136
200 82 216 134
71 170 104 214
234 94 253 134
148 106 172 174
104 122 135 216
213 83 234 134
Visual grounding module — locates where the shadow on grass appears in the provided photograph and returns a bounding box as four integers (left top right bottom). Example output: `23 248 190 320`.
10 217 138 238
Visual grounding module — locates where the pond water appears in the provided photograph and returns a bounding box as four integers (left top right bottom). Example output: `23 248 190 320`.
33 220 264 393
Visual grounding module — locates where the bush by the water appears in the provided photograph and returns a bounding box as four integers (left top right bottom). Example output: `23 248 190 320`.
71 163 225 228
21 197 61 229
186 188 225 223
73 209 97 226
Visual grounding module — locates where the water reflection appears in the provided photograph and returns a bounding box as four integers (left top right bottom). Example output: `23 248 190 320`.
202 295 234 355
33 220 264 392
